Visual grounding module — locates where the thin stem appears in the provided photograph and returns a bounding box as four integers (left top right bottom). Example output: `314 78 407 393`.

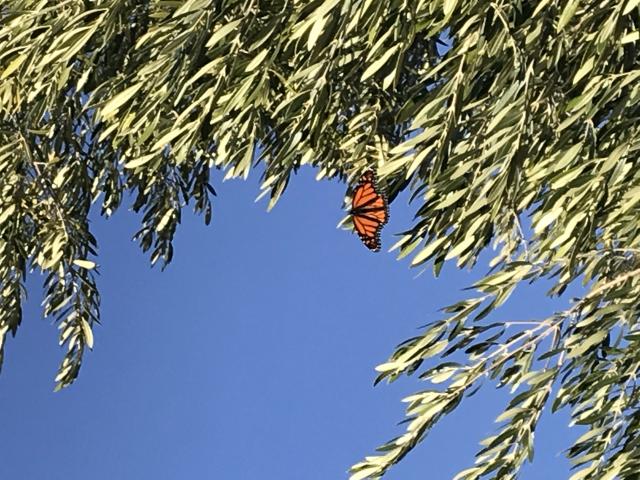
485 319 559 366
576 248 640 258
504 320 546 327
18 131 71 245
513 211 530 260
580 267 640 304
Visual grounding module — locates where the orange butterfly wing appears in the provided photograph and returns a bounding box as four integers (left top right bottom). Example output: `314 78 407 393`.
350 170 389 251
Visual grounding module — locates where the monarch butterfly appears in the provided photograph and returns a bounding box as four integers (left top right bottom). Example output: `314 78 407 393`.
350 170 389 252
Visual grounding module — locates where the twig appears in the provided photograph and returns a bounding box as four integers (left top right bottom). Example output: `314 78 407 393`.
580 267 640 304
577 248 640 258
18 131 71 244
504 320 545 327
513 210 530 260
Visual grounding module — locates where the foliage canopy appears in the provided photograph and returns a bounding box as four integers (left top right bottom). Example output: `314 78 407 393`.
2 0 640 478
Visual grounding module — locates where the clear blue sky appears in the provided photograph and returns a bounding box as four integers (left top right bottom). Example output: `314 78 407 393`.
0 168 579 479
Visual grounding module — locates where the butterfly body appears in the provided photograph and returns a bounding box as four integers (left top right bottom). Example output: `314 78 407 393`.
350 170 389 252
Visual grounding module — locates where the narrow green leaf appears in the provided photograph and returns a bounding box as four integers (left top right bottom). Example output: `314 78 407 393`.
245 49 269 72
361 45 400 81
623 0 640 15
100 84 143 119
206 19 242 48
73 259 96 270
443 0 459 18
573 56 594 84
81 319 94 350
0 53 27 80
558 0 580 31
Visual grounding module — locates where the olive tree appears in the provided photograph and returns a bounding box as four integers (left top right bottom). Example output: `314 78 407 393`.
1 1 640 478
